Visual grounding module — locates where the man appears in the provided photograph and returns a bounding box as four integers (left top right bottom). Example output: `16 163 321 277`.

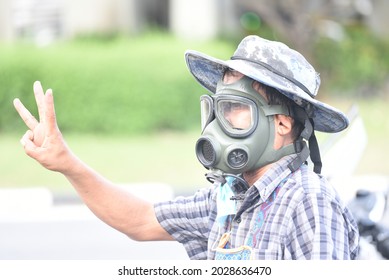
13 35 359 260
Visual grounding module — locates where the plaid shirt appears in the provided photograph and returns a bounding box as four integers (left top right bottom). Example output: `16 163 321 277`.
154 155 360 259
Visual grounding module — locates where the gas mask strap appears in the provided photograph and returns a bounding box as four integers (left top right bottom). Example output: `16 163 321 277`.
288 140 309 172
296 118 322 174
290 107 322 174
308 119 322 174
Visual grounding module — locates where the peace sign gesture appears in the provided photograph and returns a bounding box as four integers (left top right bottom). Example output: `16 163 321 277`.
13 81 72 172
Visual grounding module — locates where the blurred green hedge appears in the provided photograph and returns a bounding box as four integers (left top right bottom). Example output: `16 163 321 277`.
0 33 235 135
1 29 388 135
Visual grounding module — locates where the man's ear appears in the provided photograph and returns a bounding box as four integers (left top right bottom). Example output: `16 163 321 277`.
274 114 293 136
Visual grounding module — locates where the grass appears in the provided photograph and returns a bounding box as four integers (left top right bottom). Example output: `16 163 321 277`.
0 130 208 196
353 98 389 175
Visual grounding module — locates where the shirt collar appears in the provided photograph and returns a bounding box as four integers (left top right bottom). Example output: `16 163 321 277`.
252 155 297 202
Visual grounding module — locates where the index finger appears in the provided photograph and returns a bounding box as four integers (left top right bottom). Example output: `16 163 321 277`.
13 98 39 130
43 89 59 134
33 81 46 123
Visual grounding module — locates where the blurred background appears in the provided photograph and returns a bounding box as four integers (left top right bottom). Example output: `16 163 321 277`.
0 0 388 259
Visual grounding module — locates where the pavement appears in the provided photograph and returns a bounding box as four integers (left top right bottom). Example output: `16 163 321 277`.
0 184 189 260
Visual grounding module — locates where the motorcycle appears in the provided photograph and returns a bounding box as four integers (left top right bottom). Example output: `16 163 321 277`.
347 188 389 259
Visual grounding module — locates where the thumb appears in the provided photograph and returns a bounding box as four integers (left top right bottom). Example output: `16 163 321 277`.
20 130 39 159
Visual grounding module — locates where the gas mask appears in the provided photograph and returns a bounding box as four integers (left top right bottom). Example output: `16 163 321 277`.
195 76 306 182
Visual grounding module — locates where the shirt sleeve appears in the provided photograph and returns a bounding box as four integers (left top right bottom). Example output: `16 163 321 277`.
154 186 216 259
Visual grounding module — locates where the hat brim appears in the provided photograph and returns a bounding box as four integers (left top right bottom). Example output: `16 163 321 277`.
185 50 349 133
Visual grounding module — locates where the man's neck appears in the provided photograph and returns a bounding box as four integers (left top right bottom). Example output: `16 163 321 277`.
243 164 273 187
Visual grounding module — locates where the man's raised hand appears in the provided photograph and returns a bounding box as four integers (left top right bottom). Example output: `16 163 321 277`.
13 81 70 172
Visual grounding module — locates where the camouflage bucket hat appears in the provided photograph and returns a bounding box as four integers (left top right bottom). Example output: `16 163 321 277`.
185 35 349 133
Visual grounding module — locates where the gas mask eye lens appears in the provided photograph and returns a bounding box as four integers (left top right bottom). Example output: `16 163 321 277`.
200 95 214 131
219 101 252 130
199 94 258 138
216 96 257 137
